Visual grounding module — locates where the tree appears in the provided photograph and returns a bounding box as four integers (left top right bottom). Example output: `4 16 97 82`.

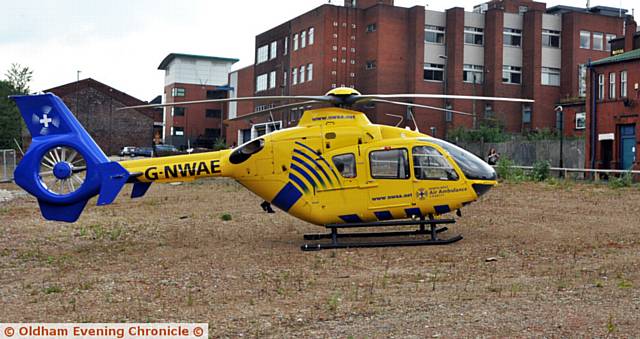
5 63 33 94
0 81 22 149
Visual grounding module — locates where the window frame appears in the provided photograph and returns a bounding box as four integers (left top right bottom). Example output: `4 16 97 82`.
292 67 298 85
369 148 410 180
308 27 315 45
299 65 305 83
578 64 587 97
425 25 445 44
366 23 377 33
463 64 483 84
307 63 313 82
605 33 616 51
269 41 277 60
301 30 306 48
412 145 459 181
575 112 586 130
464 26 484 46
609 72 616 99
621 70 628 98
332 153 357 178
502 65 522 84
257 45 269 64
423 63 444 82
542 29 561 48
597 73 604 100
593 32 604 51
173 106 185 116
269 71 276 89
579 30 590 49
541 67 560 86
503 28 522 47
256 73 268 92
293 33 299 51
172 87 185 97
522 104 532 124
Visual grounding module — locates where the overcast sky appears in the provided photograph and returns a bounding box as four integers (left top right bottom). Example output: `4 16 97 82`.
1 0 635 100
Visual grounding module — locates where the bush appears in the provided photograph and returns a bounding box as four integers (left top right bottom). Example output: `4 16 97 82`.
212 138 227 151
608 171 633 189
496 157 525 181
220 213 232 221
447 123 510 143
530 161 550 182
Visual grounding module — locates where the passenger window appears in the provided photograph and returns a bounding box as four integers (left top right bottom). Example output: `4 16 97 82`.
413 146 458 180
369 149 409 179
332 153 357 178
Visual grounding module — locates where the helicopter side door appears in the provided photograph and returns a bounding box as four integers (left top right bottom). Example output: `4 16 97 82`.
366 147 414 213
411 145 467 215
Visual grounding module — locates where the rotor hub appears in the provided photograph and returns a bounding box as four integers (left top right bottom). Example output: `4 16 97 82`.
53 162 72 180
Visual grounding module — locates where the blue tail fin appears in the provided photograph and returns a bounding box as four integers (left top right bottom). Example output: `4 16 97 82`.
12 93 131 222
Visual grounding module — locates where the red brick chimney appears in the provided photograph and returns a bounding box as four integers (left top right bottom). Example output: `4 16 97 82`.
624 16 637 52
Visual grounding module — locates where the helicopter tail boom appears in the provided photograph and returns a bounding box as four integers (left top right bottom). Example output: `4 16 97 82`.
12 93 133 222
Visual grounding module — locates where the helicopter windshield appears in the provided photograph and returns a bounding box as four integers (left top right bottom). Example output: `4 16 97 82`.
424 138 496 181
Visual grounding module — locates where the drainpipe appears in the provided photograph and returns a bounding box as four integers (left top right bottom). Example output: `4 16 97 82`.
588 59 597 171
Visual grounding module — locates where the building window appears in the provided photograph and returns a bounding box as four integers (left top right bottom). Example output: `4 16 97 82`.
292 67 298 85
350 47 356 52
301 31 306 48
424 63 444 81
503 28 522 47
463 64 483 83
541 67 560 86
542 29 561 48
484 104 494 119
332 57 337 63
172 87 185 97
522 104 532 124
332 153 357 178
366 23 377 32
256 73 268 92
425 25 445 44
283 71 287 86
205 109 221 118
502 65 521 84
609 72 616 99
257 45 269 64
578 64 587 97
518 5 528 14
269 71 276 89
593 32 604 50
309 27 314 45
206 90 225 99
464 26 484 45
575 112 586 129
605 34 616 51
445 103 453 122
369 149 409 179
173 107 185 116
173 126 184 136
366 60 377 70
597 73 604 100
621 70 628 97
580 31 590 49
307 63 313 81
269 41 277 59
293 33 299 51
284 36 288 55
299 65 305 83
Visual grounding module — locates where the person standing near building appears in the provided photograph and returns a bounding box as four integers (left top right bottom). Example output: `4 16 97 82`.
487 148 500 165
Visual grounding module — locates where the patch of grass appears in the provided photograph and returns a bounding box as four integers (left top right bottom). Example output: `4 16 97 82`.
43 285 62 294
617 279 632 289
608 172 633 189
220 213 232 221
327 292 340 313
594 280 604 288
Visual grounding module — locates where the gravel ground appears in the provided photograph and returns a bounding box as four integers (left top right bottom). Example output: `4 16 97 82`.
0 179 639 337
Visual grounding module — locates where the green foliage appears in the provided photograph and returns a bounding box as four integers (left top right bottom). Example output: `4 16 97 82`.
5 63 33 94
608 172 633 189
220 213 232 221
212 138 227 151
447 123 510 143
530 161 550 182
0 80 23 149
523 128 560 141
495 157 525 181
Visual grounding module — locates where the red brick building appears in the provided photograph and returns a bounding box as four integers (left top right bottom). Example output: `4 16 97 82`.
46 78 158 155
159 53 238 149
227 0 635 145
585 26 640 171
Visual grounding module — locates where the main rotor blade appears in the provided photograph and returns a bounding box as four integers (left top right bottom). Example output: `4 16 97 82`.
370 99 474 116
352 94 534 105
118 95 334 110
226 100 324 122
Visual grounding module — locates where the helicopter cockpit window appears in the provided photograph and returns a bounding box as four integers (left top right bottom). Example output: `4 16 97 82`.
413 146 459 180
369 148 410 179
332 153 356 178
229 138 265 164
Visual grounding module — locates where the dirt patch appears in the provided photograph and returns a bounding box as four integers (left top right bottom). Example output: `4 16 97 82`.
1 179 639 337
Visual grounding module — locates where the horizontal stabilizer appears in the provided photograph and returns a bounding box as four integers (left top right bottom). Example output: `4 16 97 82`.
131 182 152 198
97 162 131 205
38 199 88 223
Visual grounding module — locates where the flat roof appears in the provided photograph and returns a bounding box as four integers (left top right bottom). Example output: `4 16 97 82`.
546 5 627 17
158 53 239 70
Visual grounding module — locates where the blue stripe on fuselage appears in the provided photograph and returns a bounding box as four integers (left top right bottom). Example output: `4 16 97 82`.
271 183 303 212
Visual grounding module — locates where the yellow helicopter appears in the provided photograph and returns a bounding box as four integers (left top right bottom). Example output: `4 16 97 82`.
12 87 532 250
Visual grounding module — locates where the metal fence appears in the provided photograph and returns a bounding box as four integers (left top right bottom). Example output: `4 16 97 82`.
1 149 17 183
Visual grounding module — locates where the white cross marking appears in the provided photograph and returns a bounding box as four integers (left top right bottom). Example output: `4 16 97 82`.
39 113 52 128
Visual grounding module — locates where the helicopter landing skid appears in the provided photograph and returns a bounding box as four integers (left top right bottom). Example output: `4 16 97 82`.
301 215 462 251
